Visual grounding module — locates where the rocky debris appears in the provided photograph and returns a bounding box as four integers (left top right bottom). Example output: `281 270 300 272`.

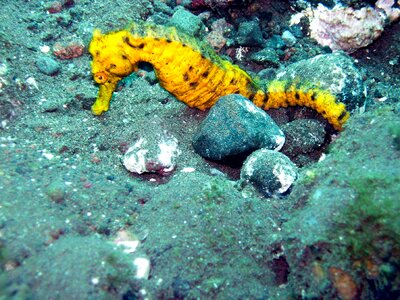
236 20 264 47
275 52 365 111
168 7 203 36
35 56 60 76
241 149 298 197
190 0 241 10
192 94 285 161
123 132 181 175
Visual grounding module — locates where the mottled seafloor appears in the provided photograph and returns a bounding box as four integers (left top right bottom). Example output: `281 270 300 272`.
1 0 400 299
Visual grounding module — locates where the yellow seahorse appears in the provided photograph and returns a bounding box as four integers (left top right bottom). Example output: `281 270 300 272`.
89 23 349 130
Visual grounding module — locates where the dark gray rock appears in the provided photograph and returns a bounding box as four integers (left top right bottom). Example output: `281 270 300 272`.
35 56 60 76
275 52 365 111
236 20 264 47
241 149 298 197
192 95 285 161
281 119 326 155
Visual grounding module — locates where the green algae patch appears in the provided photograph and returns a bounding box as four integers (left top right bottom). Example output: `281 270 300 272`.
1 236 139 299
279 105 400 298
338 175 400 260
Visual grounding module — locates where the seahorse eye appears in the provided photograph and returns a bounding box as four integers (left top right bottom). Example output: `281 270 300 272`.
94 72 108 84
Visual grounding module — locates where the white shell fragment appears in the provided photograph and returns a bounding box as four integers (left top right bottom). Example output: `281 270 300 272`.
123 132 181 175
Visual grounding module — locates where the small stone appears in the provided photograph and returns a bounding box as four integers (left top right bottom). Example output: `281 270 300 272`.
169 8 203 36
241 149 298 197
206 18 232 51
35 56 60 76
123 132 181 175
236 20 264 47
47 1 63 13
172 277 191 299
281 30 297 47
266 35 286 49
45 180 66 203
281 119 326 155
250 48 280 67
133 256 150 279
192 95 285 161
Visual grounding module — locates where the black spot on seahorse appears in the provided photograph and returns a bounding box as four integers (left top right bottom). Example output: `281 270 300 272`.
262 93 270 110
190 81 199 88
183 73 189 81
202 70 209 78
295 92 300 100
338 110 347 121
125 37 145 49
310 92 317 101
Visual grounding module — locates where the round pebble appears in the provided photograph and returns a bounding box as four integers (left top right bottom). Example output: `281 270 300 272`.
45 180 66 203
241 149 298 197
35 56 60 76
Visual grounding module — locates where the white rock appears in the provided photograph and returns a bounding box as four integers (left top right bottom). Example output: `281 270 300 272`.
134 257 150 279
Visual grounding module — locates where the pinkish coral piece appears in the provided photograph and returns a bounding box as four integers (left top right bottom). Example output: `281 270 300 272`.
300 1 400 53
53 41 84 59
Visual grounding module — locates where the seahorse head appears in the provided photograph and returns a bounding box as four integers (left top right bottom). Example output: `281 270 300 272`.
89 29 134 85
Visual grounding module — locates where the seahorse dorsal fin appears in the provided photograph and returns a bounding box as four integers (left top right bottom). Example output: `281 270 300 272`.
93 29 102 38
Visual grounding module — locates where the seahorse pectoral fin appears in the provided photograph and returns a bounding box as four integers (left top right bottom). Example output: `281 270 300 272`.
91 82 118 115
